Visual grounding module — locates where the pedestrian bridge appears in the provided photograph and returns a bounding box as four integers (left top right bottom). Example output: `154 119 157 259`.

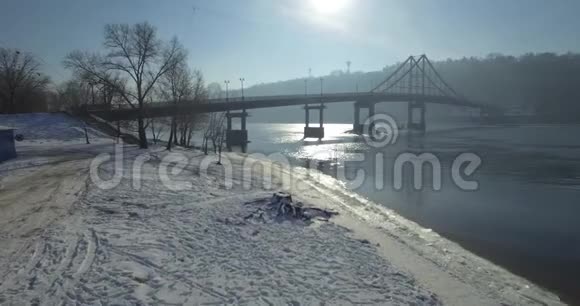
89 55 497 151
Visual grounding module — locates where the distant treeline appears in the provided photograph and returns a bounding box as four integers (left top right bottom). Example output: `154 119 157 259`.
240 53 580 121
435 53 580 119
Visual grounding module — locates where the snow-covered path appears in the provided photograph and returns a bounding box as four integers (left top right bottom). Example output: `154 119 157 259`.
1 145 442 305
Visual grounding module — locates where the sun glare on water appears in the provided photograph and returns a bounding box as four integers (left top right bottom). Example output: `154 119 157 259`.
310 0 349 15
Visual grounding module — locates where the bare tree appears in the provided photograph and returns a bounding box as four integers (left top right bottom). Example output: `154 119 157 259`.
64 22 186 148
158 63 208 150
56 79 90 110
202 83 225 154
149 117 167 144
203 112 226 155
56 71 123 111
215 123 227 165
207 82 223 99
158 58 192 150
141 92 167 145
0 48 50 113
181 70 207 147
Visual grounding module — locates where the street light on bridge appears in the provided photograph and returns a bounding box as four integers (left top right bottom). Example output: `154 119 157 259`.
239 78 245 100
224 80 230 101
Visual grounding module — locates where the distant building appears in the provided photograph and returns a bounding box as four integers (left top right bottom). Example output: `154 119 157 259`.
0 127 16 162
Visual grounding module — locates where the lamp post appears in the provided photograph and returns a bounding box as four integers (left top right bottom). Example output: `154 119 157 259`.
239 78 245 100
224 80 230 101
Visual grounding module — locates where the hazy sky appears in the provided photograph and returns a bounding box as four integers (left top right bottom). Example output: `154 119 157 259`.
1 0 579 87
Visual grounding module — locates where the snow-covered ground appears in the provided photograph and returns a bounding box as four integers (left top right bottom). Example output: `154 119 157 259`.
0 112 110 143
0 113 566 305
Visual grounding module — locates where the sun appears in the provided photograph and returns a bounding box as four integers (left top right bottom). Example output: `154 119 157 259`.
310 0 349 15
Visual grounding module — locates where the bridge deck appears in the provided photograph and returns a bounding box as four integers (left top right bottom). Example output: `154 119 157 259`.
91 92 483 121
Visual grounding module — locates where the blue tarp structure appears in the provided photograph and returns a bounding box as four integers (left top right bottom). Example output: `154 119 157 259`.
0 127 16 162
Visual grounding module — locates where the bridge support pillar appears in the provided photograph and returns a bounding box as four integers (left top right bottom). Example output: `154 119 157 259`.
226 110 249 153
304 104 325 139
353 101 376 134
408 101 426 132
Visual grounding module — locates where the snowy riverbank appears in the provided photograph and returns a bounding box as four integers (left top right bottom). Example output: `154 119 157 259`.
0 113 566 305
